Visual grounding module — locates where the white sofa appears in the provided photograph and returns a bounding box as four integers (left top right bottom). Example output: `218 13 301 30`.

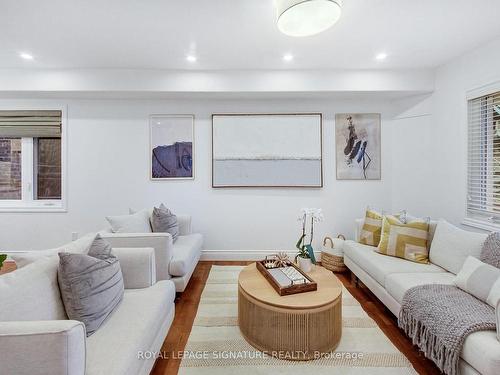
101 215 203 292
344 219 500 375
0 245 175 375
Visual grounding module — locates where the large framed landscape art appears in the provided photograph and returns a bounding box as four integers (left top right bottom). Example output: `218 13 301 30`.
212 113 323 188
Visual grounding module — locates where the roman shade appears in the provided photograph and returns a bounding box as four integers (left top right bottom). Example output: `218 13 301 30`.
467 91 500 223
0 110 62 138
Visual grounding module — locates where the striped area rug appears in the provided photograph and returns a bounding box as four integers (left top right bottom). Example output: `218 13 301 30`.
178 266 417 375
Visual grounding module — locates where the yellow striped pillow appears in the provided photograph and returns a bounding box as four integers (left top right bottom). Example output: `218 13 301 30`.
359 209 384 246
377 215 430 264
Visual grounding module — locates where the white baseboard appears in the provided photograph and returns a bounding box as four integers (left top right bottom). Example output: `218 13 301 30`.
201 249 322 261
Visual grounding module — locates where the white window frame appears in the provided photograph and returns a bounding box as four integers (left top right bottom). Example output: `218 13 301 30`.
0 105 67 212
463 81 500 231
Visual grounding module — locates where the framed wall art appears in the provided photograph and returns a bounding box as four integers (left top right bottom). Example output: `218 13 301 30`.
212 113 323 188
335 113 381 180
150 114 194 180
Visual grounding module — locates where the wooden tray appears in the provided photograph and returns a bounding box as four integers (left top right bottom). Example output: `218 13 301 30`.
256 260 317 296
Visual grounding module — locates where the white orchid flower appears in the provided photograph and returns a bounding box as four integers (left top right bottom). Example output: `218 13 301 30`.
297 208 324 222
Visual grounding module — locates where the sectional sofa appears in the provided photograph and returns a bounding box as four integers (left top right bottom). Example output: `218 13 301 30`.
100 214 203 292
1 214 203 374
343 219 500 375
0 245 174 375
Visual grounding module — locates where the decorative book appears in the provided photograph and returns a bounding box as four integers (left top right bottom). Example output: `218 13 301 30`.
256 258 317 296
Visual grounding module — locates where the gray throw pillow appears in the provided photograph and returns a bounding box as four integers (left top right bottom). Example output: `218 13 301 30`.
152 203 179 242
57 252 124 336
88 234 113 259
481 232 500 269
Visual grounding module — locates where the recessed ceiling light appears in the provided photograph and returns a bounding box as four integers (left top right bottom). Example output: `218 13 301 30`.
276 0 342 37
186 55 197 63
375 52 388 61
283 53 294 62
19 52 34 60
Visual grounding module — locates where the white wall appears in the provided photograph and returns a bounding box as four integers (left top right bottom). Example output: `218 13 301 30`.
0 98 394 251
391 36 500 228
4 37 500 253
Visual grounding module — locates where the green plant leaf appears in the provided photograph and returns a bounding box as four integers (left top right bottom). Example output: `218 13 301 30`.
0 254 7 268
295 234 306 251
305 245 316 264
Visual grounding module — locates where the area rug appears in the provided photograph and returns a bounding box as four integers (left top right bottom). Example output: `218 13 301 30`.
178 266 417 374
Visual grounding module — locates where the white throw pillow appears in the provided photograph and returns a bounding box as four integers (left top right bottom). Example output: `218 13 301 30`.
0 256 67 321
106 210 152 233
454 256 500 308
429 219 487 274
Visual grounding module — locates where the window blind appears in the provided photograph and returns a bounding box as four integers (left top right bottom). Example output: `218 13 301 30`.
0 110 62 138
467 91 500 222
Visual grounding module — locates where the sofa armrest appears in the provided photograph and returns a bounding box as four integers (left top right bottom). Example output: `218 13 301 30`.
100 232 173 281
177 215 192 235
354 218 364 242
112 247 156 289
0 320 86 375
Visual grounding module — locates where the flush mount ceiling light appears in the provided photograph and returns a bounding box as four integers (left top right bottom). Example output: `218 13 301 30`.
276 0 342 37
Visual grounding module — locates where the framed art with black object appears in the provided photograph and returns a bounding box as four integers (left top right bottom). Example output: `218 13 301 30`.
335 113 381 180
212 113 323 188
150 115 194 180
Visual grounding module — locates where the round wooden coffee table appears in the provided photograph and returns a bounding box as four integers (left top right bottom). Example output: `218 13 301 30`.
238 263 342 361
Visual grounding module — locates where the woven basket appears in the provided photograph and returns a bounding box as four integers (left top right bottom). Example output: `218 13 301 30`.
321 251 347 273
321 235 347 273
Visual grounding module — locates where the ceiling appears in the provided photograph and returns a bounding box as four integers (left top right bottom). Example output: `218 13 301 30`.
1 0 500 70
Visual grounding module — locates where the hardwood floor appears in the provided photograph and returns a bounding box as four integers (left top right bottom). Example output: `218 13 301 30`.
150 261 441 375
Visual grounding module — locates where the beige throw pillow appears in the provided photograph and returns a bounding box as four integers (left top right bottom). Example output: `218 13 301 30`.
454 256 500 308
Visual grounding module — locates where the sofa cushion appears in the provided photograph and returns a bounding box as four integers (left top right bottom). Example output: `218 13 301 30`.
385 272 455 304
343 241 445 287
106 210 152 233
169 233 203 277
406 214 438 247
152 204 179 242
377 215 430 264
88 234 113 259
359 208 384 246
58 253 124 336
86 280 175 375
429 220 487 274
9 232 96 268
0 256 67 321
454 256 500 308
461 330 500 375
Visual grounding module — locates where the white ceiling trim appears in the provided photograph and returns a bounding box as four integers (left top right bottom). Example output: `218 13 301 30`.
0 69 434 96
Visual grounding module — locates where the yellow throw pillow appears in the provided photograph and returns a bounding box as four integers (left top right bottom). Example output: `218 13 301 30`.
377 215 430 264
359 209 384 246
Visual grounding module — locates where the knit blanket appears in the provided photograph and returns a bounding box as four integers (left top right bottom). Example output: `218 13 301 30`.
398 284 496 375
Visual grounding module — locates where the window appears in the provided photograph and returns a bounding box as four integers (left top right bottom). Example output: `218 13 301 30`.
0 110 64 211
466 91 500 229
